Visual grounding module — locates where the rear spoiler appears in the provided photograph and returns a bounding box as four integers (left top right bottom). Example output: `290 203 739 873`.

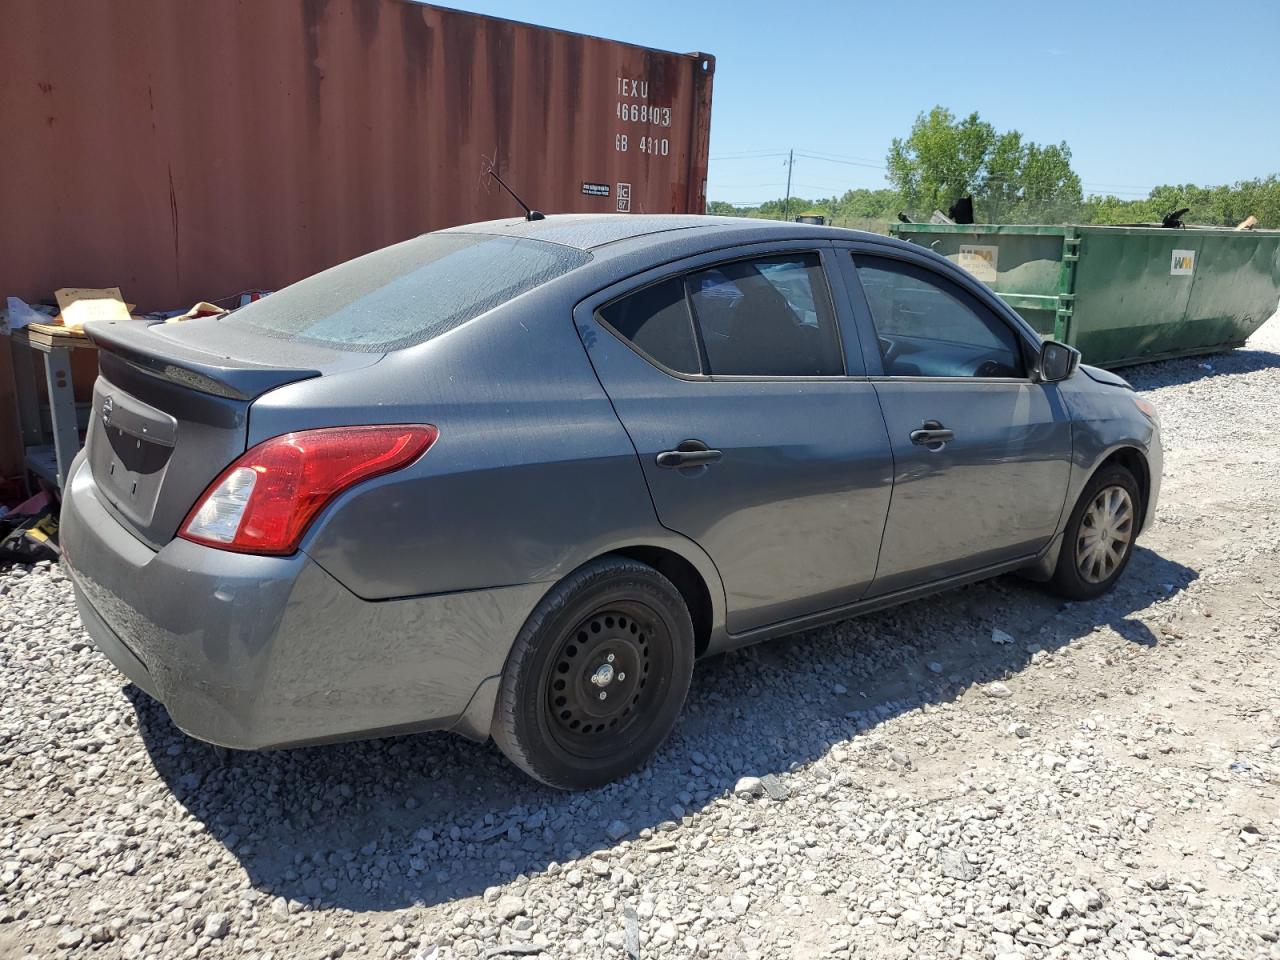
85 319 320 401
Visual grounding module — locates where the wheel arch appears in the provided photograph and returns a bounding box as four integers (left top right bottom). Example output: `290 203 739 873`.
606 545 717 658
1022 442 1153 584
1094 445 1151 533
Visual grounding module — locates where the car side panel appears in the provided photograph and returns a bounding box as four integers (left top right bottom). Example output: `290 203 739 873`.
830 241 1075 593
60 451 549 749
1056 376 1162 531
581 353 894 631
570 242 895 634
250 280 727 632
866 379 1074 593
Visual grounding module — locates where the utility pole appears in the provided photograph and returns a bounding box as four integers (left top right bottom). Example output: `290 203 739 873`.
782 148 794 223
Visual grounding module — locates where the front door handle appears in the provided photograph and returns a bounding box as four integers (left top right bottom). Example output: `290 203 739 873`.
910 420 954 448
656 439 723 469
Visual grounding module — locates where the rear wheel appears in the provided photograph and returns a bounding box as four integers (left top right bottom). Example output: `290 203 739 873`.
1049 465 1141 600
492 557 694 790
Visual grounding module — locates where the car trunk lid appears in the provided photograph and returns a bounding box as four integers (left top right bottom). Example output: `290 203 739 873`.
83 318 381 548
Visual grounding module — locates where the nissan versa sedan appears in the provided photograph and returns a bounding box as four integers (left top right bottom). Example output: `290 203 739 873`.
61 215 1161 789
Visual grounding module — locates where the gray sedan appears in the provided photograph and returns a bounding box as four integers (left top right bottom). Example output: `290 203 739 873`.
61 215 1161 789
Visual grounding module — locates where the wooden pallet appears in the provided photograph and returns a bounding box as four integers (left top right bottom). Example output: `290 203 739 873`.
14 324 97 350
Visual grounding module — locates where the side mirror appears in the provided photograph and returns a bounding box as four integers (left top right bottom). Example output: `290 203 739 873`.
1037 340 1080 383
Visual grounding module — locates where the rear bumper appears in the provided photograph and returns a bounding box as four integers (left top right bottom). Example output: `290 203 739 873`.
60 452 543 749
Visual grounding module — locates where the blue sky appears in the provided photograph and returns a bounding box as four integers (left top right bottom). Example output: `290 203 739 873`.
444 0 1280 205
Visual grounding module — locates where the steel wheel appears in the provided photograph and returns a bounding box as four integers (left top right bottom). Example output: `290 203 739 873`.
545 601 665 759
492 557 695 789
1075 484 1134 584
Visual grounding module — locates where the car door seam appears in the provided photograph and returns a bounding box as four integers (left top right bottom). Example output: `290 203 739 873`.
864 378 898 593
571 309 733 609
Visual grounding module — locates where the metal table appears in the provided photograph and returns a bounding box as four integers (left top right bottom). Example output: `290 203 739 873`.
9 327 97 490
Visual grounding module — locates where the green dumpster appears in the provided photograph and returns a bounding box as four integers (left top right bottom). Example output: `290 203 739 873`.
888 223 1280 368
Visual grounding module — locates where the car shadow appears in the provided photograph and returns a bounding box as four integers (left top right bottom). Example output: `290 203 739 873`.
1120 347 1280 391
125 544 1197 915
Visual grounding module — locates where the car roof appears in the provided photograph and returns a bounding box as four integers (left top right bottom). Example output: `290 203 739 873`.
437 213 1042 348
443 213 887 252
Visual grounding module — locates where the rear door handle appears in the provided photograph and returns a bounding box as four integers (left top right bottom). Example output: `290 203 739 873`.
656 440 723 468
910 420 954 447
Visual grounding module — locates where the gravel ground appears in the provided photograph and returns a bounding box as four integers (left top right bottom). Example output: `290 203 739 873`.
2 316 1279 960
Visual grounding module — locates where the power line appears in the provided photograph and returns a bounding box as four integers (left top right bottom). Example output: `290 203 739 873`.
711 147 1159 206
794 151 886 170
714 147 1161 196
795 147 885 165
710 146 890 212
709 151 789 161
710 147 790 156
710 148 886 168
793 183 855 193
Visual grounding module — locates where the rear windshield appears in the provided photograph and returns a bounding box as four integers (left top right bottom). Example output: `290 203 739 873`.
223 233 591 351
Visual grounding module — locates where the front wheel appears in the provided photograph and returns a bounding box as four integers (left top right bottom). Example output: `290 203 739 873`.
1048 465 1141 600
492 557 695 790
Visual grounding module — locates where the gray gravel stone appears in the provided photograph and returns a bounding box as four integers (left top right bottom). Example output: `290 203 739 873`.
493 896 525 921
203 912 230 939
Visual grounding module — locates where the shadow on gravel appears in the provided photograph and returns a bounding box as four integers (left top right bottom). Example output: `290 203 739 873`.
127 545 1197 914
1122 347 1280 390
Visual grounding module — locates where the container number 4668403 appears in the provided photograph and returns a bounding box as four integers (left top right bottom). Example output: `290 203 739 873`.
616 102 672 127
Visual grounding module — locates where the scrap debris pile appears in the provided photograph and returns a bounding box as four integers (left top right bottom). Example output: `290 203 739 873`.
4 285 269 337
0 286 271 559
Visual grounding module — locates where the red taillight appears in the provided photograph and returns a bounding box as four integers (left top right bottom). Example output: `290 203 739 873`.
179 424 437 555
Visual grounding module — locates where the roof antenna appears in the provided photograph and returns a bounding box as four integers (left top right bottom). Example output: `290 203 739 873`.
485 162 545 222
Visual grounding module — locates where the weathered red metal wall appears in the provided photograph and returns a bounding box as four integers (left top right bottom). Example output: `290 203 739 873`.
0 0 714 312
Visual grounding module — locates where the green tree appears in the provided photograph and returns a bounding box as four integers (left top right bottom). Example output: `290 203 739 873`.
886 106 1083 222
1080 177 1280 228
835 188 903 221
981 130 1024 222
886 107 996 216
754 197 815 219
1017 142 1082 222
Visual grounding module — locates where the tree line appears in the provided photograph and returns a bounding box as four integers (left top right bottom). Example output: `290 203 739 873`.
708 106 1280 233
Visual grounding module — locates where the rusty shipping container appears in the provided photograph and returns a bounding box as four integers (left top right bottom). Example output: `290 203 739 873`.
0 0 715 313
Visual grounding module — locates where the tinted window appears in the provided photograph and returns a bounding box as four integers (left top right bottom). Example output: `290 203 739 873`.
688 254 843 376
598 277 700 374
855 256 1025 378
225 233 590 351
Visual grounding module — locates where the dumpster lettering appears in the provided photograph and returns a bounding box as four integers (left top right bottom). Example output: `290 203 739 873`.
1171 249 1195 276
957 244 1000 283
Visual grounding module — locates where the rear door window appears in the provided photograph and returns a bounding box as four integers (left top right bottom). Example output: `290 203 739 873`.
597 251 845 378
224 233 590 352
597 277 701 374
688 254 844 376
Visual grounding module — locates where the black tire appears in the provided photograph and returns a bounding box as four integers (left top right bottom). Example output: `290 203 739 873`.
492 557 695 790
1048 464 1141 600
